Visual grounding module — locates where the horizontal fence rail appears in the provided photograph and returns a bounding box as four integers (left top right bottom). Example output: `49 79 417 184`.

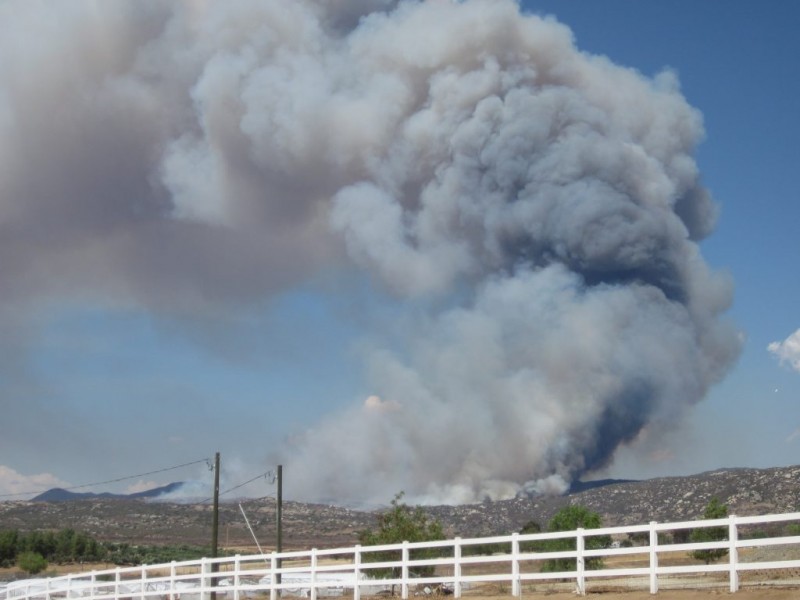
3 512 799 599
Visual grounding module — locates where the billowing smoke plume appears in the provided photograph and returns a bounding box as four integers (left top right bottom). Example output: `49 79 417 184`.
0 0 740 504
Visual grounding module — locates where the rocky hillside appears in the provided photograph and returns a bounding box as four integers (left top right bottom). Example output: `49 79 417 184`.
427 465 800 538
1 465 798 550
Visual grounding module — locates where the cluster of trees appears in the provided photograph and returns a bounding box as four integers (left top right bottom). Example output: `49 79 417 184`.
519 498 737 569
0 529 103 571
2 494 753 580
358 493 613 584
0 528 216 574
359 492 739 591
103 542 213 566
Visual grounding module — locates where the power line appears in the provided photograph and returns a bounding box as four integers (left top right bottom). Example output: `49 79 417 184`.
199 469 275 504
0 458 211 499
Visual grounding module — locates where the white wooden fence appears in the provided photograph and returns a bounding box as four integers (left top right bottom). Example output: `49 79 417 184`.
4 511 800 599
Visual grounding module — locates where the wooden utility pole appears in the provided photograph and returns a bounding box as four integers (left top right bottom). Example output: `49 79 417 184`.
211 452 220 556
211 452 220 600
275 464 283 593
276 464 283 554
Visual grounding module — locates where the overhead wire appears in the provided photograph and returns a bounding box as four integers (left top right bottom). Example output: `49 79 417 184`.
199 469 275 504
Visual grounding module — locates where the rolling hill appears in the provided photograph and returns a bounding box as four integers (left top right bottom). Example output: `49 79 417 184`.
1 465 797 551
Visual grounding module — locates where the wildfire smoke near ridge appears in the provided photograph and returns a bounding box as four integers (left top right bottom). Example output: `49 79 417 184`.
0 0 740 505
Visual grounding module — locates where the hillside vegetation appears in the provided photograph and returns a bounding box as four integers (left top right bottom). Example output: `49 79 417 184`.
0 465 797 550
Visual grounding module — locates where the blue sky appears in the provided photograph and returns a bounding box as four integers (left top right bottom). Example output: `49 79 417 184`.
0 0 798 504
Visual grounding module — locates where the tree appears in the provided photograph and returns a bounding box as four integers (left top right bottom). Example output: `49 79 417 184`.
358 492 445 589
0 530 19 567
690 497 729 564
23 530 56 559
539 505 611 572
672 528 692 545
17 551 48 575
519 520 542 552
54 528 76 563
520 520 542 535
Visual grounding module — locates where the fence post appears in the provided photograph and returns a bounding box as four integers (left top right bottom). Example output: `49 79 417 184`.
141 565 147 600
311 548 318 600
649 522 659 595
729 515 739 593
511 532 520 598
115 567 121 600
575 528 585 596
200 558 209 600
45 577 50 600
270 552 278 600
354 545 362 600
453 538 462 599
91 570 97 600
401 541 410 600
170 561 177 600
233 555 241 600
66 573 72 599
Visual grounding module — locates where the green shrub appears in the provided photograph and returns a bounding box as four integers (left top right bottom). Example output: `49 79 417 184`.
535 505 611 572
519 520 542 552
17 551 48 575
690 497 728 564
359 492 445 582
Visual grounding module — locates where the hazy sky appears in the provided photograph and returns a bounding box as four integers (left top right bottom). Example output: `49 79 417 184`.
0 0 798 505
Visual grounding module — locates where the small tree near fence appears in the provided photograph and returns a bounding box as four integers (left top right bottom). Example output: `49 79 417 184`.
690 497 729 564
359 492 445 592
533 505 611 572
17 551 48 575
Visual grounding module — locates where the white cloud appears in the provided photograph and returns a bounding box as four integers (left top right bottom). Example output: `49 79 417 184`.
768 328 800 372
0 465 70 499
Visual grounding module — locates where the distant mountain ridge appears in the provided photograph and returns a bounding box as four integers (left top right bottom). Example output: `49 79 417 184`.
30 479 631 503
31 482 185 502
567 478 637 494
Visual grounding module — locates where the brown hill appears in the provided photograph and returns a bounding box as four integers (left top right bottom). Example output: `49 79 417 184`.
1 465 797 551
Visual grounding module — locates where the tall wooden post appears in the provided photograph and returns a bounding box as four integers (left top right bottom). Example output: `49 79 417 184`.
211 452 220 600
212 452 220 555
276 465 283 594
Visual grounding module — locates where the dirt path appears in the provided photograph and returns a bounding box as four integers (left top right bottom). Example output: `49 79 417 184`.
471 592 797 600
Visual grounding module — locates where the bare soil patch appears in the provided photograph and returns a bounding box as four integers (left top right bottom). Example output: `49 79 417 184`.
470 592 798 600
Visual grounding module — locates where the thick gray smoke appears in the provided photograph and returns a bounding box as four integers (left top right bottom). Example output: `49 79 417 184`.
0 0 740 504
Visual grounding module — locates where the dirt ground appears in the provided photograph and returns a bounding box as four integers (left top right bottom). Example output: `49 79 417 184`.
2 560 797 600
475 592 799 600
